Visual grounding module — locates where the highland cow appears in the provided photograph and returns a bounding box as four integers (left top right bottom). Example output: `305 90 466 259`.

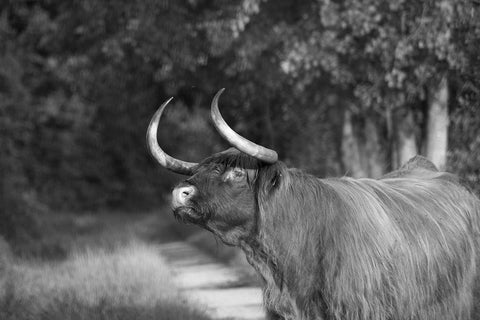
147 89 480 320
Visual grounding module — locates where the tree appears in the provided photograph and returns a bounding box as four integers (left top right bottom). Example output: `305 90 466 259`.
246 0 477 175
1 0 480 226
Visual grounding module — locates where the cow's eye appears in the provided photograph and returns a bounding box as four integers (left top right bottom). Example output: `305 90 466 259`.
225 168 245 181
233 168 244 178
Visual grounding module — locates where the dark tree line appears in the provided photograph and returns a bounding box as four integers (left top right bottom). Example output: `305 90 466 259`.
1 0 479 247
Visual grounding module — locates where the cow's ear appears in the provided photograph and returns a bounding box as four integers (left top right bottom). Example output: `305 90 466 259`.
256 164 285 196
263 168 282 194
270 170 282 188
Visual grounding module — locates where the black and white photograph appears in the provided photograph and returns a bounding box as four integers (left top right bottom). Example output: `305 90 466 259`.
1 1 480 319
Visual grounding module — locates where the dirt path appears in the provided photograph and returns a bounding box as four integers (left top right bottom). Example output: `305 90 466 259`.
159 241 265 320
78 212 266 319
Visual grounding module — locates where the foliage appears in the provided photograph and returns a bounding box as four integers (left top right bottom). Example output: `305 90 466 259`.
1 0 480 243
449 95 480 195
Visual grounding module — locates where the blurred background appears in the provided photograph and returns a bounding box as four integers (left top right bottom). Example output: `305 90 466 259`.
1 0 480 319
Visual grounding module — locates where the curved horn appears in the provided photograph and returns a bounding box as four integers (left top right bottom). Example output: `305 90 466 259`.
211 89 278 163
146 98 197 175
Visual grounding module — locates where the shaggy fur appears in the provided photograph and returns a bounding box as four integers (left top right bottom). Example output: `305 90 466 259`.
253 166 478 319
172 152 480 320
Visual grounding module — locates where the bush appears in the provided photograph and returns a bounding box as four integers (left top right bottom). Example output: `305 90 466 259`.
449 104 480 196
0 174 46 258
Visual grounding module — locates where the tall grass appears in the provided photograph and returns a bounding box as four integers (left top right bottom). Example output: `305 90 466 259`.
0 241 210 320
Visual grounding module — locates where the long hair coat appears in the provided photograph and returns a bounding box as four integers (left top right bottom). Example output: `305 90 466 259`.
242 159 480 320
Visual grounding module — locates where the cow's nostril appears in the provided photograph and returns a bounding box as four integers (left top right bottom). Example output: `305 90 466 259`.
179 186 195 199
172 185 196 207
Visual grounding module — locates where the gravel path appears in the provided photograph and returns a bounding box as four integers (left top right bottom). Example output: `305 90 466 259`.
159 241 265 320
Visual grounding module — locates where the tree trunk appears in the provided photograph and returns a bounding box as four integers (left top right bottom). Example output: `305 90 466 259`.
341 108 366 178
393 108 418 169
363 116 385 178
425 77 449 170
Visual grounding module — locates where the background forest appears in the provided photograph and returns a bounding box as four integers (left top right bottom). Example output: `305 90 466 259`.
1 1 480 318
1 0 480 259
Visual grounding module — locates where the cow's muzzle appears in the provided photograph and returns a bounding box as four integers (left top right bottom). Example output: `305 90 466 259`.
171 184 203 223
172 184 196 208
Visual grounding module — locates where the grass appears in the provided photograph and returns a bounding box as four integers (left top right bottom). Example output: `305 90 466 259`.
0 212 211 320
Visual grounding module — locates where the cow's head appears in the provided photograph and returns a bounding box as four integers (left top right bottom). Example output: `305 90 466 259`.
146 89 279 245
